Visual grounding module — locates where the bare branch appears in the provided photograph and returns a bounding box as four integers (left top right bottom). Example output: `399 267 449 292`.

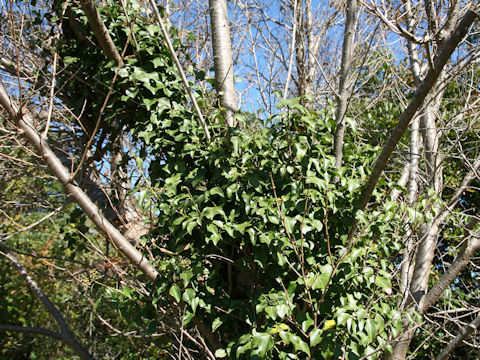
0 82 160 281
357 10 479 211
148 0 212 140
421 215 480 313
0 325 63 340
436 311 480 360
0 243 92 360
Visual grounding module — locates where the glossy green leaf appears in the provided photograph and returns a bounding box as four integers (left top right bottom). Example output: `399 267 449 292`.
169 285 181 303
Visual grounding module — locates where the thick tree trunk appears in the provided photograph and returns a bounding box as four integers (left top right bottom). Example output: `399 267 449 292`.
295 0 307 98
209 0 237 127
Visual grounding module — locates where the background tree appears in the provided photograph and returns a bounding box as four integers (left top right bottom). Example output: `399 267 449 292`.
1 0 479 359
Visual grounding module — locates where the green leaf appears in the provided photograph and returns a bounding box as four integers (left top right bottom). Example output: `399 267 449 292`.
165 174 181 194
309 328 322 347
209 186 225 197
63 56 78 66
234 221 250 235
276 97 300 108
251 332 274 358
169 285 181 303
183 310 194 325
365 319 375 341
212 317 223 331
295 143 307 161
202 206 226 220
322 319 336 331
142 98 157 111
231 136 240 155
138 130 155 145
375 275 392 290
152 57 165 68
186 220 197 235
265 306 278 320
214 349 227 358
337 312 351 326
289 333 311 356
225 184 237 199
312 264 333 291
182 288 195 302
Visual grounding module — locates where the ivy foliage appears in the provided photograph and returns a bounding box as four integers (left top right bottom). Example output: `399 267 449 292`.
54 1 406 358
145 98 403 359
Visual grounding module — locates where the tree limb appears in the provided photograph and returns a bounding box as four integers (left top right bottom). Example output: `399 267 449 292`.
333 0 357 175
0 82 159 281
357 10 479 211
421 215 480 313
79 0 123 67
0 324 63 340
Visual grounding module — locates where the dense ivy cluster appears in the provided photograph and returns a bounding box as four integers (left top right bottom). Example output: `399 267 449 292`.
144 97 404 358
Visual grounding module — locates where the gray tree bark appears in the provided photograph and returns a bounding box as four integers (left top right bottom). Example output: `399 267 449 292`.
333 0 357 175
357 10 478 212
209 0 237 127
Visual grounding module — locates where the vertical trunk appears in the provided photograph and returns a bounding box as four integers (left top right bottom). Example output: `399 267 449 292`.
421 90 444 193
398 0 421 309
295 0 320 103
295 0 307 98
333 0 357 174
209 0 237 127
389 2 454 358
305 0 319 98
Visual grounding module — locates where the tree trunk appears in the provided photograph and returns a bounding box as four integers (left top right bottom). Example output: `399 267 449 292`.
333 0 357 176
209 0 237 127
